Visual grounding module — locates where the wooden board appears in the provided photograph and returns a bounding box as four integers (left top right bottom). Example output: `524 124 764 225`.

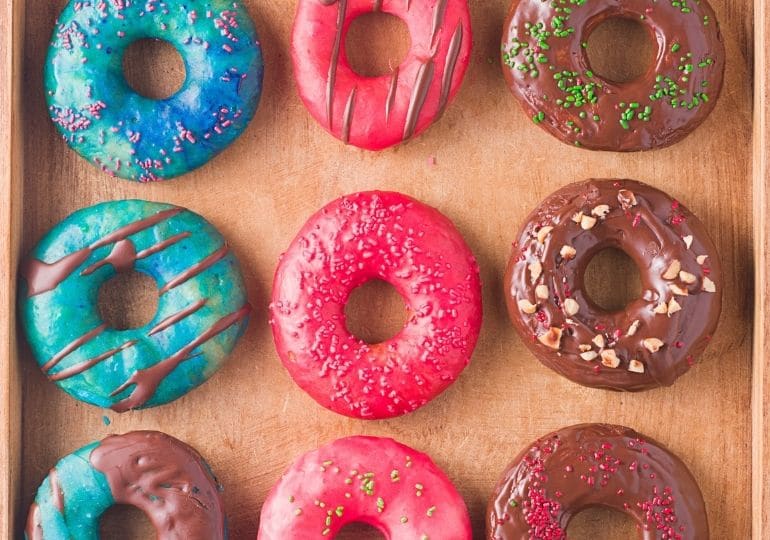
1 0 759 537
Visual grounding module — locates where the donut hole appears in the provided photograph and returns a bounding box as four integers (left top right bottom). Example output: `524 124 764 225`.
123 38 186 99
98 271 159 330
583 248 642 312
568 506 639 537
99 504 154 538
585 17 657 84
336 522 387 539
345 12 411 78
345 279 408 344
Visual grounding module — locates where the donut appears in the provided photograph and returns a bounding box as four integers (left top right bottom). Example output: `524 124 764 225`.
501 0 725 151
258 436 472 539
19 200 251 412
291 0 472 150
270 191 482 419
487 423 709 539
45 0 264 181
504 179 721 391
25 431 226 540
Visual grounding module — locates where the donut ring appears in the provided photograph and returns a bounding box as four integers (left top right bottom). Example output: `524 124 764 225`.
487 423 709 539
504 179 721 391
258 436 472 539
45 0 264 181
291 0 472 150
25 431 226 540
501 0 725 151
270 191 482 419
19 200 250 412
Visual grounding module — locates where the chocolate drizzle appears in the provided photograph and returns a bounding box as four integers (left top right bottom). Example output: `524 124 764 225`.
386 67 400 123
159 244 230 294
403 60 435 140
42 324 108 373
438 23 463 116
430 0 449 45
325 0 347 128
48 340 138 382
149 299 208 336
373 0 382 11
342 87 357 144
110 305 251 412
89 431 226 540
25 503 42 540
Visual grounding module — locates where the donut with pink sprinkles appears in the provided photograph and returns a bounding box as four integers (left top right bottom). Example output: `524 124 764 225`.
270 191 483 419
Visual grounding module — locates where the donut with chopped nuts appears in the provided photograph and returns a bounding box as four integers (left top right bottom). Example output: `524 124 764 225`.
258 436 472 539
270 191 482 419
501 0 725 151
487 423 709 539
504 179 721 391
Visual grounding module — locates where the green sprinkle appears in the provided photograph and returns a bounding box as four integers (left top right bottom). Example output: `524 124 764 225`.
671 43 681 53
427 506 437 517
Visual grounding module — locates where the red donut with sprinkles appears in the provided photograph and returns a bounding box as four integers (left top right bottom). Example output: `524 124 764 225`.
291 0 472 150
270 191 482 419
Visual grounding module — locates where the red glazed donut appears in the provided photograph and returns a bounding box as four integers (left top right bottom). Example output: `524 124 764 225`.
270 191 482 419
291 0 472 150
258 436 472 539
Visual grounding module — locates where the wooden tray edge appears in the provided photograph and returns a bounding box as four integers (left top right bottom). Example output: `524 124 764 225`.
1 0 24 536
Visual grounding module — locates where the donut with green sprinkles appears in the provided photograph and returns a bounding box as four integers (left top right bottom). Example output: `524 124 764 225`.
501 0 725 151
258 436 472 539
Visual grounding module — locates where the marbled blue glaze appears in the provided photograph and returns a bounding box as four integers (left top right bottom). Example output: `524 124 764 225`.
19 200 250 411
45 0 264 181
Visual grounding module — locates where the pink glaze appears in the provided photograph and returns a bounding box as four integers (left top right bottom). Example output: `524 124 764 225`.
257 436 472 539
270 191 482 419
291 0 472 150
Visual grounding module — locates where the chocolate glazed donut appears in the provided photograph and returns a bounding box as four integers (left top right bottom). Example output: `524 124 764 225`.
501 0 725 151
487 424 709 539
505 180 721 391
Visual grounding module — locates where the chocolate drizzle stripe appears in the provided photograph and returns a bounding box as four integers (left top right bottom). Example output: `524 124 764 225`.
403 59 435 140
326 0 347 129
149 299 208 336
109 304 251 412
159 245 230 294
48 340 138 382
81 239 136 276
25 503 42 540
430 0 449 45
386 67 400 123
91 208 183 249
373 0 382 10
438 23 463 116
48 469 64 513
42 324 108 372
406 0 410 11
342 87 357 144
135 231 191 259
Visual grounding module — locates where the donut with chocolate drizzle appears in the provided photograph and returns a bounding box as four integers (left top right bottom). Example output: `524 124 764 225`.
504 179 721 391
25 431 227 540
19 200 250 411
501 0 725 151
291 0 472 150
487 423 709 539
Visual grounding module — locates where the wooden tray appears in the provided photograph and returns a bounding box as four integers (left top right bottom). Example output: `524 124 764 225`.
0 0 764 538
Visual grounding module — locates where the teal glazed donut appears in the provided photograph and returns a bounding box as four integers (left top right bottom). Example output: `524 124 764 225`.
25 431 227 540
19 200 251 412
45 0 264 182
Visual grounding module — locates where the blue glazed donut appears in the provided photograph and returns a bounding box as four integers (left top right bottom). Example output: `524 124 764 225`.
19 200 251 412
45 0 264 182
25 431 227 540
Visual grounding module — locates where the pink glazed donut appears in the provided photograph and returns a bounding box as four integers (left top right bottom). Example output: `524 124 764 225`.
291 0 472 150
257 436 472 539
270 191 482 419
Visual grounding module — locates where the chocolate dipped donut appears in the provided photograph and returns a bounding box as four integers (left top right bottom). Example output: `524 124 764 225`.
501 0 725 151
505 180 721 391
487 423 709 539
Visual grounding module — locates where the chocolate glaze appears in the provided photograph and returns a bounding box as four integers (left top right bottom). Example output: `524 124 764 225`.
487 424 709 539
89 431 226 540
25 503 42 540
501 0 725 151
505 180 721 391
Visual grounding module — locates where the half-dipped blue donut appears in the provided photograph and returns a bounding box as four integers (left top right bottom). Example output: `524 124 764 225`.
45 0 264 182
19 200 251 412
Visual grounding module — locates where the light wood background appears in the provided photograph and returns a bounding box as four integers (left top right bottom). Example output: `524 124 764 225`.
3 0 759 538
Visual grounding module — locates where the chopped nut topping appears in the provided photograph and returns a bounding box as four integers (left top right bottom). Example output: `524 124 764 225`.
591 204 611 218
563 298 580 316
518 299 538 314
679 271 697 284
538 327 563 350
669 283 689 296
560 245 577 260
702 277 716 293
653 303 668 315
579 344 592 352
528 261 542 284
626 320 641 337
535 284 549 300
628 359 645 373
580 215 598 230
572 211 584 224
580 351 598 361
592 334 605 349
667 298 682 317
683 235 693 249
537 226 554 244
643 338 665 353
600 349 620 368
618 189 638 209
662 260 681 280
697 255 709 265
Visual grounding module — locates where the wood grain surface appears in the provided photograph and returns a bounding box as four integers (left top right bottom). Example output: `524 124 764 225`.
5 0 757 538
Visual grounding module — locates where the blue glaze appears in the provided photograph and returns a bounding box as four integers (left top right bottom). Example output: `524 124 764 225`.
45 0 264 181
19 200 250 412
